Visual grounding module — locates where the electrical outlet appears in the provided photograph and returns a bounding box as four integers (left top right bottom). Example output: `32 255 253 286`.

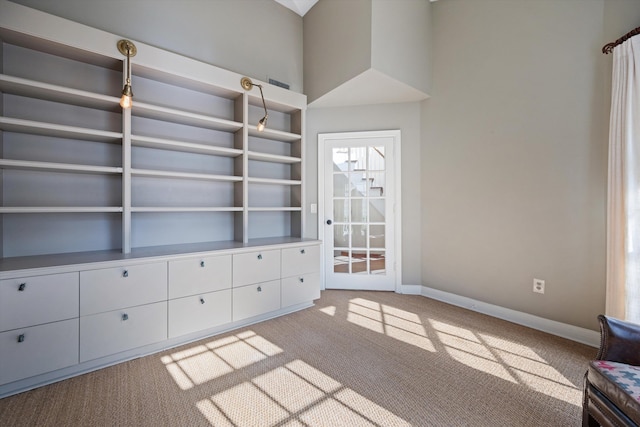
533 278 545 294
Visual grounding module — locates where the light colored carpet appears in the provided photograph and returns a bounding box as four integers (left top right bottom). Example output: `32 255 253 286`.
0 290 596 426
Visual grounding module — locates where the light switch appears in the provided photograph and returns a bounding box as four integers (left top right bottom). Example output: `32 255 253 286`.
310 203 317 214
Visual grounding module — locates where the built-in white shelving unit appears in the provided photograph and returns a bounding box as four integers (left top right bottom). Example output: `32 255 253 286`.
0 0 307 261
0 1 320 400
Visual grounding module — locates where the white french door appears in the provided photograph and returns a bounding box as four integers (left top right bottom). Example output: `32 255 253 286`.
318 130 400 291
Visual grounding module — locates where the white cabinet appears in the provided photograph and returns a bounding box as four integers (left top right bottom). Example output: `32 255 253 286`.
0 272 78 331
232 249 281 287
0 319 79 385
168 289 232 338
281 245 320 278
80 263 167 316
168 255 231 299
232 280 281 322
80 301 167 362
0 272 80 386
281 273 320 308
281 245 321 308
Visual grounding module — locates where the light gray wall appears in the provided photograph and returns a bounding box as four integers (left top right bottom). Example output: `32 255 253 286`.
371 0 431 95
303 0 372 103
422 0 640 331
9 0 304 92
306 103 422 285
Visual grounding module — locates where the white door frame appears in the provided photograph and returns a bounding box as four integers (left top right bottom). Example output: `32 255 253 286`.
318 130 402 292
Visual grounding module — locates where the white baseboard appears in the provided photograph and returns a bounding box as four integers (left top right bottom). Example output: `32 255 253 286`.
398 284 423 295
418 285 600 348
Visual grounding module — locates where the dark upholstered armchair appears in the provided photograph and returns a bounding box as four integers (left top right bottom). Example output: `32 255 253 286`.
583 315 640 427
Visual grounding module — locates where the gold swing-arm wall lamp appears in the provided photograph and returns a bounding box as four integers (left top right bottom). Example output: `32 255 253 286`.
241 77 268 132
117 39 137 109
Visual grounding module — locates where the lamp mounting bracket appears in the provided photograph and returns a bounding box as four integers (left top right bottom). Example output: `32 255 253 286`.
241 77 260 91
117 40 137 57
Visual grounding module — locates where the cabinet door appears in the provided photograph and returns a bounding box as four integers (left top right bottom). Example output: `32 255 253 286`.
168 255 231 299
281 245 320 278
232 280 281 322
0 319 79 385
168 289 232 338
80 301 167 363
0 272 79 331
281 272 320 308
232 249 280 287
80 262 167 316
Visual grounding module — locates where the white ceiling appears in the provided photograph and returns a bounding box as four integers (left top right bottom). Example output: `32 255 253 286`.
274 0 319 16
275 0 438 17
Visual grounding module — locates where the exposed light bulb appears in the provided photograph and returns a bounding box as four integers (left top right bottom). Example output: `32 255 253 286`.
120 83 133 109
257 116 267 132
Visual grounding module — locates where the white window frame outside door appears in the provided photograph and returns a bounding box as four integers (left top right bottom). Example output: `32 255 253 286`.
318 130 402 292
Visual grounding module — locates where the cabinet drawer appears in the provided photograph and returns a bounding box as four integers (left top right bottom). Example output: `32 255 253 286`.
281 272 320 308
232 280 280 322
233 250 280 287
281 245 320 278
168 289 231 338
80 301 167 363
80 262 167 316
0 319 79 385
0 272 79 332
168 255 231 299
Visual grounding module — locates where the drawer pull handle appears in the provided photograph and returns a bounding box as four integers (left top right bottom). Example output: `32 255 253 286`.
257 286 262 292
18 283 26 292
17 334 25 343
200 261 205 267
122 270 129 278
200 298 205 304
257 254 262 260
299 277 304 283
122 313 129 321
301 249 306 254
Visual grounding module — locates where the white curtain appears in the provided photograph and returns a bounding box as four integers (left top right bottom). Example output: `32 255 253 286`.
607 36 640 322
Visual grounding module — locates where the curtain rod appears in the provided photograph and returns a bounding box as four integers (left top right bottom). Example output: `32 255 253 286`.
603 26 640 54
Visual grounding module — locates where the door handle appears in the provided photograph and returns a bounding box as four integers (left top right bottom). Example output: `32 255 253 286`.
326 219 332 225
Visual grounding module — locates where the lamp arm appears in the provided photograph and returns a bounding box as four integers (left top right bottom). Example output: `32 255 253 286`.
257 84 268 119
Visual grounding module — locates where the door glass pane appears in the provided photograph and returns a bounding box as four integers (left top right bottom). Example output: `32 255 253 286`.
352 250 368 274
370 251 386 275
367 172 385 196
350 147 366 171
333 173 351 197
334 225 349 248
334 250 349 274
370 224 385 248
334 199 349 222
352 224 367 248
369 199 385 222
368 147 385 171
351 198 367 223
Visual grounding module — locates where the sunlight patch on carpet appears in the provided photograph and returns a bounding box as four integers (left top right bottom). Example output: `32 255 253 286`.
197 359 411 427
347 298 436 352
162 331 283 390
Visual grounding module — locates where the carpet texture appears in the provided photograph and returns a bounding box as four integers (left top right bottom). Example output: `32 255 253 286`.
0 290 596 426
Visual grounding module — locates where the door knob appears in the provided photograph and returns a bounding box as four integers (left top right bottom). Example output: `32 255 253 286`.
326 219 332 225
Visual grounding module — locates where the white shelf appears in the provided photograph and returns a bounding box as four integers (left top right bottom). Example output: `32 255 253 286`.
0 207 123 213
133 102 243 133
247 151 301 164
0 117 123 143
248 126 301 142
131 207 242 213
0 74 120 111
0 159 123 175
131 168 242 182
247 177 302 186
131 134 242 157
247 207 302 212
